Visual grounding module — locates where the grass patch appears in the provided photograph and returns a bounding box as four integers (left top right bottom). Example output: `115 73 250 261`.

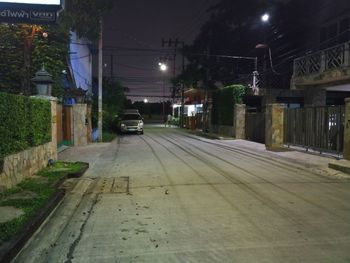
0 161 86 245
103 131 117 142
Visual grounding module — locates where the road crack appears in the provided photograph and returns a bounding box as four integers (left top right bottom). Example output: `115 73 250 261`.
64 193 101 263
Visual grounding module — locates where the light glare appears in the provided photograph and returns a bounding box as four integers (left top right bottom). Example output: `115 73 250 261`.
261 13 269 22
160 64 167 71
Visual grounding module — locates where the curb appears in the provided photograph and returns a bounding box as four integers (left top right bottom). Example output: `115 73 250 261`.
67 162 89 178
0 189 65 263
329 162 350 175
0 162 89 263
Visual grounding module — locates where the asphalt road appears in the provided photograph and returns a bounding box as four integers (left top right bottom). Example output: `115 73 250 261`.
15 127 350 263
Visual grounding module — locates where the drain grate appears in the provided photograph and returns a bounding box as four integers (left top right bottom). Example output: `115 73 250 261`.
84 177 129 194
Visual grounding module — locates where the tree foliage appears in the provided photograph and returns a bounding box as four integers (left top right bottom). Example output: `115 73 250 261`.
62 0 114 40
211 85 246 126
91 78 128 131
181 0 319 90
0 0 114 96
0 24 70 96
0 92 51 161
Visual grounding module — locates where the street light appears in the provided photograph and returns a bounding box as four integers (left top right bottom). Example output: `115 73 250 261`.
261 13 270 23
159 63 168 72
143 98 148 103
158 63 168 125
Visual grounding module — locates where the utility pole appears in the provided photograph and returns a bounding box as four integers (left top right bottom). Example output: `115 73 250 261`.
98 20 103 142
161 38 185 127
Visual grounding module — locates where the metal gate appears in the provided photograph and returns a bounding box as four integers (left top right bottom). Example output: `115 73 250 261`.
284 106 345 154
245 110 265 143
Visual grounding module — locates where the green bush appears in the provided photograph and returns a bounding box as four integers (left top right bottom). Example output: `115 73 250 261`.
211 85 246 126
0 92 51 161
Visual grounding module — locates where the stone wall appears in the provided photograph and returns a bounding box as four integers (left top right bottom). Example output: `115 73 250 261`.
0 142 55 190
0 96 58 191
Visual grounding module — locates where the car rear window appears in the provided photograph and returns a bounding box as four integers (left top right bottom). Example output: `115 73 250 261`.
121 114 142 120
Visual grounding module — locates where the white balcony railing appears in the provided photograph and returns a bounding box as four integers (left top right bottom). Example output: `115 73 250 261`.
293 41 350 77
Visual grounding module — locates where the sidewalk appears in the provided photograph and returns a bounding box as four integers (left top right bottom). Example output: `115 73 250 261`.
186 130 350 179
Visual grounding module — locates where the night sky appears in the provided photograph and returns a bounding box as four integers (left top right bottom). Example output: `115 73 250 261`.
102 0 218 102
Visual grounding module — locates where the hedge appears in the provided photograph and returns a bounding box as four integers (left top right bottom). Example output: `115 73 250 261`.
211 85 246 126
0 92 51 162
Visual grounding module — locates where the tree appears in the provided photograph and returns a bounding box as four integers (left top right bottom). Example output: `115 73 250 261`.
0 0 114 95
0 24 69 96
181 0 319 90
91 78 128 131
0 25 26 94
62 0 114 40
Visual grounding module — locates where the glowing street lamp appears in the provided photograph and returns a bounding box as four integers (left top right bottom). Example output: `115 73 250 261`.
261 13 270 23
159 63 168 72
144 98 148 103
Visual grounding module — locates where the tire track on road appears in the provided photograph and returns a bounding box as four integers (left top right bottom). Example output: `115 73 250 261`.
143 133 274 237
172 130 341 182
155 132 349 225
145 133 305 226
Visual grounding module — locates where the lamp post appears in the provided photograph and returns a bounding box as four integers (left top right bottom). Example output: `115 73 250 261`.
31 66 53 97
260 13 270 89
159 63 167 125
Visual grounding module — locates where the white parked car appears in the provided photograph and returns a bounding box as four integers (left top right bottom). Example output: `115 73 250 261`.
118 110 144 134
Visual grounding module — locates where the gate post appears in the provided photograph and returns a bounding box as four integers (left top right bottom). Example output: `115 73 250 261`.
50 98 58 159
234 104 246 139
265 104 285 150
72 104 88 146
344 98 350 160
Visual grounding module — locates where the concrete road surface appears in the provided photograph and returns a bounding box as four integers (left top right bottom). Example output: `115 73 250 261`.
14 127 350 263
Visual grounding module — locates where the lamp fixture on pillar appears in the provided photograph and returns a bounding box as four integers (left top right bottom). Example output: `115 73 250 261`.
31 66 54 96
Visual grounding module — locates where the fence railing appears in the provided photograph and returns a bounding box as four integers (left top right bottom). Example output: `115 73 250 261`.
284 106 345 154
293 41 350 77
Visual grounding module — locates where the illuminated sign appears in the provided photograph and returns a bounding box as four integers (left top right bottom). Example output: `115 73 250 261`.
0 0 62 23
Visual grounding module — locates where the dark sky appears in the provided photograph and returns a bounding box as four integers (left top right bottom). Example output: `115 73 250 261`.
102 0 217 102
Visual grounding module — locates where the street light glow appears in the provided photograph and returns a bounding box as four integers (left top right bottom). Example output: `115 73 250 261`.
261 13 270 22
144 98 148 103
160 63 167 71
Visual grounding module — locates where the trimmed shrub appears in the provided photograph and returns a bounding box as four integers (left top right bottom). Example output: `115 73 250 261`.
211 85 246 126
0 92 51 161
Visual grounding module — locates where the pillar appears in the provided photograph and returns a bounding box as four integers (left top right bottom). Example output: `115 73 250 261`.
72 104 88 146
265 103 285 150
344 98 350 160
50 98 58 159
234 104 246 139
87 104 92 143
